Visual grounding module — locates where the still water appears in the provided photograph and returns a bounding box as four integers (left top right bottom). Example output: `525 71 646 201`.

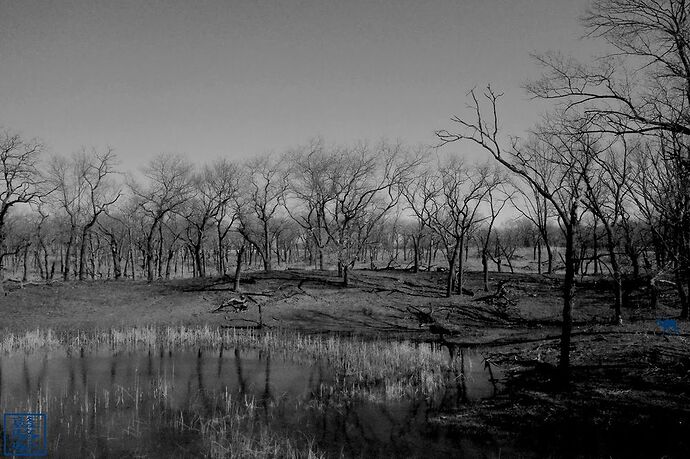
0 343 507 458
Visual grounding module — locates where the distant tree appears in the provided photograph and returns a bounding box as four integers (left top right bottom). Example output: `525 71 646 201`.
210 160 241 276
512 174 556 274
285 139 335 271
180 160 239 277
130 153 193 282
33 204 59 280
98 205 133 280
406 156 492 297
475 166 511 291
47 148 120 280
236 154 288 272
400 148 436 273
322 142 420 286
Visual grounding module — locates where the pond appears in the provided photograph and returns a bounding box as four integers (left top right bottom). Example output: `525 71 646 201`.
0 329 510 458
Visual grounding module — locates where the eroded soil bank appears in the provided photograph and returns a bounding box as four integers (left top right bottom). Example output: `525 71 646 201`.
2 269 689 457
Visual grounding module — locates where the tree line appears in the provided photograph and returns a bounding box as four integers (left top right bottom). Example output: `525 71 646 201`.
0 128 682 309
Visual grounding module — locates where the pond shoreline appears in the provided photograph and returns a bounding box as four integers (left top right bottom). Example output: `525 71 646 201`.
2 269 689 457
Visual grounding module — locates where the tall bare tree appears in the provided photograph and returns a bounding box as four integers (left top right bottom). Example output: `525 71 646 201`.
322 142 419 286
236 154 288 272
130 153 193 282
527 0 690 317
404 156 492 296
438 98 597 384
285 139 336 271
180 160 239 277
48 148 120 280
0 130 45 292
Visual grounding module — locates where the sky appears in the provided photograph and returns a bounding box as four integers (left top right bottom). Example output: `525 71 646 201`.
0 0 603 169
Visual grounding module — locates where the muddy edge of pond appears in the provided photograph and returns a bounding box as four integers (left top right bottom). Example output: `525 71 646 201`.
2 269 690 454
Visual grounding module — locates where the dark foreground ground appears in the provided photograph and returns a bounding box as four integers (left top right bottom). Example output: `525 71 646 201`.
2 268 689 457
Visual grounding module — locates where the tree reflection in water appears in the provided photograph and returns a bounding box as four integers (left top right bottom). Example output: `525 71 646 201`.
0 344 503 457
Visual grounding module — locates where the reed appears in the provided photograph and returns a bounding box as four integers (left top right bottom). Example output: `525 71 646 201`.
1 325 466 457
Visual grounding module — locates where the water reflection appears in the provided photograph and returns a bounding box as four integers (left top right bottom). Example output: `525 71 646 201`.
0 344 503 458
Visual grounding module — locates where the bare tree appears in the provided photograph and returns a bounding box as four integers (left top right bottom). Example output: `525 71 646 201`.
476 168 512 291
47 148 121 281
322 142 420 286
405 155 492 297
98 198 142 280
77 148 121 280
511 174 556 274
130 153 193 282
211 160 241 277
579 135 633 324
438 96 597 384
33 204 58 280
400 147 436 273
0 130 45 292
285 139 336 271
628 132 690 317
236 154 288 272
180 160 239 277
527 0 690 317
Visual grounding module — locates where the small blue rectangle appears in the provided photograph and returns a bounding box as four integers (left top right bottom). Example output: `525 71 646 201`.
3 413 47 457
656 319 680 335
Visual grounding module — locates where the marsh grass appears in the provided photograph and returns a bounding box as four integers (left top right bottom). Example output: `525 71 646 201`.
2 326 458 399
1 326 463 457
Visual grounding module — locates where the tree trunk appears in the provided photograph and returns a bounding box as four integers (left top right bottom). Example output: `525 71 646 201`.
592 228 599 275
675 266 689 319
145 225 157 282
602 223 623 325
343 264 349 287
456 234 465 295
446 246 458 297
412 236 419 273
35 251 45 280
109 234 122 279
193 242 204 278
64 229 75 281
683 271 690 320
165 249 175 279
78 228 90 281
130 245 136 280
0 255 5 295
559 215 577 387
233 245 245 292
42 244 50 280
218 237 225 276
506 252 515 274
427 240 433 270
157 225 164 278
22 245 29 282
627 244 640 278
263 223 272 272
482 249 489 292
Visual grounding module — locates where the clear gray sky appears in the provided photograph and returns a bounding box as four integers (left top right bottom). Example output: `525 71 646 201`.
1 0 600 167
